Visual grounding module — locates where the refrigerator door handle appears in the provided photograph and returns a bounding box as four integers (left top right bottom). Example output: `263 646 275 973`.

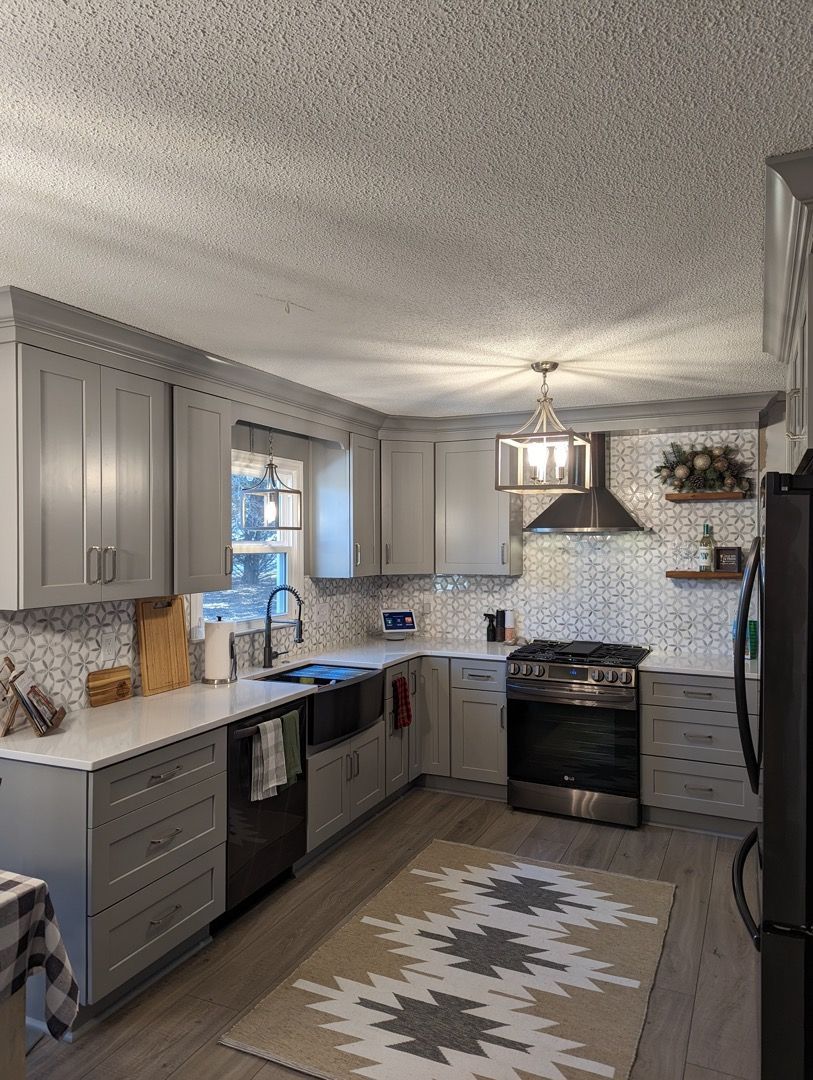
732 826 761 951
735 537 761 794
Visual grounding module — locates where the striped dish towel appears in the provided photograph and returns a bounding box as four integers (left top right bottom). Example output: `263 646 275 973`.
251 717 288 801
392 675 413 728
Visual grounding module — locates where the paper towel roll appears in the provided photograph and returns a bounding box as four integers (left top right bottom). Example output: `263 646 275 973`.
203 620 237 684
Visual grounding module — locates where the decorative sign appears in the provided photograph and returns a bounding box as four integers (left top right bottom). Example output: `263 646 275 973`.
715 546 743 572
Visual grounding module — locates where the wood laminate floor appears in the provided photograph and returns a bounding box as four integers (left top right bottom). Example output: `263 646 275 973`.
28 790 760 1080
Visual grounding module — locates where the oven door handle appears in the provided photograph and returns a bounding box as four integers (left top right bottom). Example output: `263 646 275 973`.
506 680 637 711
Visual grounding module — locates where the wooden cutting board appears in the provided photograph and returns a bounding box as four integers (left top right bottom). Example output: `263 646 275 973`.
87 665 133 707
136 597 191 696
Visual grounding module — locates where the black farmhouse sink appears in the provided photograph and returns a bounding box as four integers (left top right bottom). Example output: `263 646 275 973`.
255 664 384 746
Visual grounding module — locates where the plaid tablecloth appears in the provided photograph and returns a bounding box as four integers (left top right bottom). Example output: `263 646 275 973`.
0 871 79 1038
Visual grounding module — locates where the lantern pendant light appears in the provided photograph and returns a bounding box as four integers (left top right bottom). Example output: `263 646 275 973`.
495 361 591 494
241 431 303 531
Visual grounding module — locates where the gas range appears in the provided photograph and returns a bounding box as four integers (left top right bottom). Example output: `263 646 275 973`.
507 639 650 688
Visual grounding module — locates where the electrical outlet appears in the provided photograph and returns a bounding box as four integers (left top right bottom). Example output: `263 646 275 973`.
421 600 432 616
313 602 329 625
101 633 117 662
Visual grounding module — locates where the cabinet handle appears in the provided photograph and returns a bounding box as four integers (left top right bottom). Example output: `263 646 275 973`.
683 784 715 794
501 542 507 565
354 542 361 567
683 690 714 698
499 704 506 730
786 432 806 441
149 903 182 929
102 546 117 584
225 545 234 575
467 673 492 681
410 670 417 695
86 546 102 585
354 750 360 777
149 763 183 784
346 753 353 781
384 542 391 565
787 388 802 439
148 826 184 848
683 731 714 742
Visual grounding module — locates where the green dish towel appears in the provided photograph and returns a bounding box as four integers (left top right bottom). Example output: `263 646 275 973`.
280 709 302 786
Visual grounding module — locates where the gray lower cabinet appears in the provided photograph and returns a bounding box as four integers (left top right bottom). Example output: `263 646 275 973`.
450 687 507 785
307 720 386 851
14 345 171 608
419 657 450 777
435 439 522 576
640 756 760 821
0 729 227 1015
384 660 420 794
173 387 233 594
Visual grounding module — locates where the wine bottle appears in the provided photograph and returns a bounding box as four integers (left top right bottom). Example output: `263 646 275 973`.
698 522 714 572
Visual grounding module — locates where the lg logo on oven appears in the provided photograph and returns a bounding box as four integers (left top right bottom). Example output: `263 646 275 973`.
563 774 575 783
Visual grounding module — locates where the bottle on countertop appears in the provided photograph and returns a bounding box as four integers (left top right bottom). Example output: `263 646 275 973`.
504 610 517 645
495 610 506 643
483 613 497 642
698 522 714 572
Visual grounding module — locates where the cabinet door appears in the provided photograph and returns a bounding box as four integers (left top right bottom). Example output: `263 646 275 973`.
19 345 102 607
350 721 386 820
350 433 380 577
450 688 507 785
408 661 422 780
174 388 233 593
381 440 434 575
307 741 352 851
435 439 519 575
385 712 409 796
100 369 171 600
419 657 450 777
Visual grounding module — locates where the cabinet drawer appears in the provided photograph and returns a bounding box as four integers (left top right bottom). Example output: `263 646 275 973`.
89 730 226 825
640 671 758 714
640 755 759 821
451 658 506 692
640 705 758 767
88 774 226 914
87 846 225 1002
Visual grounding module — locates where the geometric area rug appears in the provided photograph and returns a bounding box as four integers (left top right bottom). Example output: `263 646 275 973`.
221 839 674 1080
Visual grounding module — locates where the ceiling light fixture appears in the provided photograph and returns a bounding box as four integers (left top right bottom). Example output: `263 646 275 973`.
241 431 303 531
495 361 591 494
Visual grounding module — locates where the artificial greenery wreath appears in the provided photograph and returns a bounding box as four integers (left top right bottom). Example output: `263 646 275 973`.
654 442 750 494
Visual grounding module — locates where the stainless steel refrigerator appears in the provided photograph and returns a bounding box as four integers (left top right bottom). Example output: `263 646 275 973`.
733 468 813 1080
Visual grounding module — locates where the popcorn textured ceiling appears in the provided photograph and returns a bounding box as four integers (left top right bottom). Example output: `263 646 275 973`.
1 1 811 415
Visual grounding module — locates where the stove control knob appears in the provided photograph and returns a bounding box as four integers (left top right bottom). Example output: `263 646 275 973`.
605 669 619 683
522 664 534 676
534 664 546 678
619 670 632 685
590 668 604 681
508 662 520 676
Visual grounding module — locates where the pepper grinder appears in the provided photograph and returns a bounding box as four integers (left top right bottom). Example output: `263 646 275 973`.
483 613 497 642
495 610 506 643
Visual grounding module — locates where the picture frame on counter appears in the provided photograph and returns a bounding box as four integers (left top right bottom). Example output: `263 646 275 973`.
714 545 743 572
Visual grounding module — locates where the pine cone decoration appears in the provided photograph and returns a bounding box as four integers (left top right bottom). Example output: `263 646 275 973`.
688 473 705 490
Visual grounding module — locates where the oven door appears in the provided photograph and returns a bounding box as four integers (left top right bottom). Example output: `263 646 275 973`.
507 679 639 797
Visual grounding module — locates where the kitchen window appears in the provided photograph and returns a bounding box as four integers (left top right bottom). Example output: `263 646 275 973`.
190 450 304 634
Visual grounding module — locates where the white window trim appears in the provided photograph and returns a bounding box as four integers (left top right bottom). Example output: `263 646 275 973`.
188 453 305 640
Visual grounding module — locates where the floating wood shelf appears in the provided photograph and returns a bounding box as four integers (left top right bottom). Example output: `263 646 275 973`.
665 491 747 502
666 570 743 581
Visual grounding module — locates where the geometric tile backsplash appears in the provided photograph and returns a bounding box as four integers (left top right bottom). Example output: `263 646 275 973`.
0 426 757 710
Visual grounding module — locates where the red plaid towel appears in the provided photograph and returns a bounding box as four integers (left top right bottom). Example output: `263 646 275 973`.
392 675 412 728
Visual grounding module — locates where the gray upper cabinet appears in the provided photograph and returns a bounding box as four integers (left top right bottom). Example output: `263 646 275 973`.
311 432 380 578
435 439 522 576
100 369 171 601
785 264 810 471
381 440 434 575
16 346 170 608
173 388 233 594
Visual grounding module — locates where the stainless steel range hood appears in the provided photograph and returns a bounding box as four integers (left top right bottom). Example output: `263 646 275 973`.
524 433 643 533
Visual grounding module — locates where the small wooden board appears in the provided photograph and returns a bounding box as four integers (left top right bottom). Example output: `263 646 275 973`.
666 570 743 580
136 597 191 696
665 491 747 502
87 665 133 707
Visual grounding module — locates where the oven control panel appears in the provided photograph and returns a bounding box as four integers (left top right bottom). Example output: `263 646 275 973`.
506 660 636 687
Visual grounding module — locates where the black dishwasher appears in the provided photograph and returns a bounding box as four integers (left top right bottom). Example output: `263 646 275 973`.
226 700 308 911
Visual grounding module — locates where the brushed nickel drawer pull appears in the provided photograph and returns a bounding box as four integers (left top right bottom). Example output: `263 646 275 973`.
683 732 714 741
683 690 714 698
346 753 352 781
354 750 360 777
86 545 102 585
149 763 183 784
499 704 505 730
149 903 182 928
684 784 715 794
354 542 361 567
467 673 492 680
148 826 184 848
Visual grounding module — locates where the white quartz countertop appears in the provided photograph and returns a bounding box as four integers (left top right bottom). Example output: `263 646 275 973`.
0 636 757 771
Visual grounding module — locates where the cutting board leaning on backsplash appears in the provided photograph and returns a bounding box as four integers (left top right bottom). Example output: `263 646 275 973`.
136 597 191 696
